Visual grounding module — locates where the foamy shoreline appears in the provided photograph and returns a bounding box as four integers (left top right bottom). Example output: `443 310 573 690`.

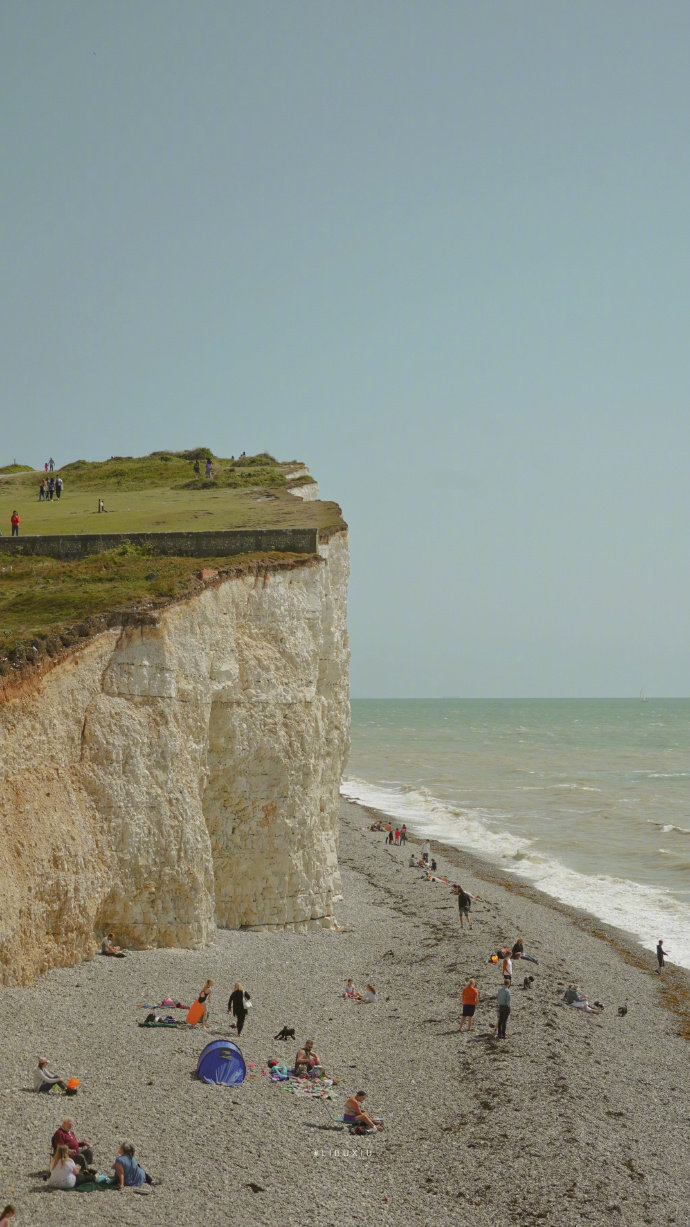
0 799 688 1226
341 774 690 970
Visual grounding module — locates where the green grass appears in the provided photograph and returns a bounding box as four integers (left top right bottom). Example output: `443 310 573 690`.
0 549 319 664
0 463 33 474
0 449 345 665
0 450 343 538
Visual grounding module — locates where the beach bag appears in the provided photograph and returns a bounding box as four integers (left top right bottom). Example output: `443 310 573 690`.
186 999 204 1026
244 996 252 1010
65 1078 80 1096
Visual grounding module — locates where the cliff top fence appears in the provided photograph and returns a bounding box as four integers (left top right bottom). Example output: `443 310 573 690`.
0 527 318 561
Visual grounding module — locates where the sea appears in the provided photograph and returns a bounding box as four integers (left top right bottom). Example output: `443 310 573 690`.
342 699 690 970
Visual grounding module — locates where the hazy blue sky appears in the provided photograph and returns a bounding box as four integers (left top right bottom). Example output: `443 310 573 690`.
3 2 689 697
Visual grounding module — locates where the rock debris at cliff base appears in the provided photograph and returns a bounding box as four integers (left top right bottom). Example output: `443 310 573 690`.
0 800 687 1227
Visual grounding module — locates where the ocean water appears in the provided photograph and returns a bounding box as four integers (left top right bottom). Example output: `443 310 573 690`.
343 699 690 970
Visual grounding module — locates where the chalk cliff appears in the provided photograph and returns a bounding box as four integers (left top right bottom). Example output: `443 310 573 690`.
0 532 349 985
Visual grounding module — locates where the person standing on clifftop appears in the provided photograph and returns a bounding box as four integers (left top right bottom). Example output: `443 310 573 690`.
49 457 55 470
10 510 19 537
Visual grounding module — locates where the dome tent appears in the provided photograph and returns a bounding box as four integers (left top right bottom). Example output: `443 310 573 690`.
197 1039 246 1086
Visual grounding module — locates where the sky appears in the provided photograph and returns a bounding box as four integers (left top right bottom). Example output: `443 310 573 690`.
3 1 690 698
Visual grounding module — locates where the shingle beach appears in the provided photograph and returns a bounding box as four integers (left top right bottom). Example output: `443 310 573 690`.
1 798 688 1227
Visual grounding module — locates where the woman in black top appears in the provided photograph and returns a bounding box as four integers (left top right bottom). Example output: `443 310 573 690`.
197 979 213 1028
228 983 251 1035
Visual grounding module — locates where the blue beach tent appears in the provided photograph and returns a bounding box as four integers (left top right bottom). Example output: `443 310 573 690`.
197 1040 246 1086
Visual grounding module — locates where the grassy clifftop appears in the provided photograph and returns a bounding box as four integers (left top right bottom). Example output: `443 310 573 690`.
0 450 341 537
0 449 345 673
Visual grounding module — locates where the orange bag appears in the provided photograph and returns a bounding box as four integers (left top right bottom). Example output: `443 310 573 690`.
186 999 204 1026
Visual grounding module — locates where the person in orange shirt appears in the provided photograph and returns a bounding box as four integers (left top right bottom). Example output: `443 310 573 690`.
459 977 479 1031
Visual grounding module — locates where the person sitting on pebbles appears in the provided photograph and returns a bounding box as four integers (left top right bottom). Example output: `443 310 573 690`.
355 983 377 1003
34 1057 68 1094
50 1118 93 1171
47 1143 90 1189
113 1142 154 1188
562 985 603 1014
101 933 125 958
344 1091 384 1132
294 1039 322 1077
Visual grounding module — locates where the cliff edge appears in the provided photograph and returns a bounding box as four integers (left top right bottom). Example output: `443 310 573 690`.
0 528 349 985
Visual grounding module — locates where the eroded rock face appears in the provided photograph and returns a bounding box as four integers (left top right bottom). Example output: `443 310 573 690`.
0 533 349 984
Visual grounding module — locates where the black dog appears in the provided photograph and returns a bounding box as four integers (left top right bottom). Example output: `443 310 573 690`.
274 1026 296 1042
523 975 535 990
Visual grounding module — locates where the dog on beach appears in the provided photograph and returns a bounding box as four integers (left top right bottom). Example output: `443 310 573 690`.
523 975 535 990
274 1026 296 1042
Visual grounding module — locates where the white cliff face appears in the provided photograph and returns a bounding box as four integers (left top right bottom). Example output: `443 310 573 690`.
0 532 350 984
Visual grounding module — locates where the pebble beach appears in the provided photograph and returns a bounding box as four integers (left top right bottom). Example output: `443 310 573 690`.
1 798 688 1227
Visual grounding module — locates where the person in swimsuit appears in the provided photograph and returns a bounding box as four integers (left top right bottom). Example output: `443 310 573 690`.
197 979 214 1028
344 1091 384 1131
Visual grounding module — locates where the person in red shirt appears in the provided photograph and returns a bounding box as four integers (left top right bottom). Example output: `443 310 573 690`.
459 977 479 1032
10 511 19 537
50 1118 93 1170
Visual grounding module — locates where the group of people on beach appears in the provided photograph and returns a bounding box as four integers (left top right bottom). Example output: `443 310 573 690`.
46 1118 154 1190
370 820 407 845
383 825 674 1039
187 978 253 1035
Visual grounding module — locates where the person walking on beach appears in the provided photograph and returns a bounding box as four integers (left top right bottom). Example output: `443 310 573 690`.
459 978 479 1031
10 510 19 537
496 978 511 1039
454 884 473 929
400 824 407 845
656 940 668 974
228 982 251 1035
421 839 430 864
